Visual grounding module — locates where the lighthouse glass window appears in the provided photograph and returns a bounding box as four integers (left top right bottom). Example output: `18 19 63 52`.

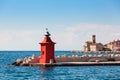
42 51 44 55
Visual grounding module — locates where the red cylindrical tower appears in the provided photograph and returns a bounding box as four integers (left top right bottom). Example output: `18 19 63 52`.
39 29 56 64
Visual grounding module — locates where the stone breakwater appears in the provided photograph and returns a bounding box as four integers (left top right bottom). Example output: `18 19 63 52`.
11 54 120 66
11 54 39 66
56 56 117 62
71 51 120 54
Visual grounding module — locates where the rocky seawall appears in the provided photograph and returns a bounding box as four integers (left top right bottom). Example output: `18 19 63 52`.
11 54 120 66
11 54 39 66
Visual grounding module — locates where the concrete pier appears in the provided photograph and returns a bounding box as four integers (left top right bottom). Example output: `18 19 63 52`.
28 61 120 67
11 56 120 67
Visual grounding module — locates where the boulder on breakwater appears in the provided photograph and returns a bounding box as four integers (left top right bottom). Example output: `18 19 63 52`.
11 54 39 66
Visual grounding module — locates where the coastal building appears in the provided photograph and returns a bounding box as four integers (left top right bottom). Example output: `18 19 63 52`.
83 35 120 52
104 40 120 51
83 35 104 52
104 42 113 51
90 43 103 52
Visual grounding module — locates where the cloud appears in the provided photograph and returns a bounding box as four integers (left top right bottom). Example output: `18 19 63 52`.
0 23 120 50
0 30 43 50
52 23 120 50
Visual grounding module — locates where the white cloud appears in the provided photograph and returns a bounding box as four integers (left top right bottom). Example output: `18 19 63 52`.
0 30 43 50
52 23 120 50
0 23 120 50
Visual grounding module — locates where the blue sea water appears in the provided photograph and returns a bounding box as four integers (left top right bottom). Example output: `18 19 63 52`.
0 51 120 80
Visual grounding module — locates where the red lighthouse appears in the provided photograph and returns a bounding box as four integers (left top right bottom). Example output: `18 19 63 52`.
39 29 56 64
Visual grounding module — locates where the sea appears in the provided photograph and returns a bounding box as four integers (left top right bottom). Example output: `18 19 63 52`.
0 51 120 80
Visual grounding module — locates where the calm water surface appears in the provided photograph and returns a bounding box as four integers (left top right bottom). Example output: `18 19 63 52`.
0 51 120 80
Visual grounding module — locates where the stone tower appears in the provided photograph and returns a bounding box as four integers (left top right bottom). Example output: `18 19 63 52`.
92 35 96 43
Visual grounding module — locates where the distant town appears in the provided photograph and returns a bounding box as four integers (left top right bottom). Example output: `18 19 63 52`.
83 35 120 52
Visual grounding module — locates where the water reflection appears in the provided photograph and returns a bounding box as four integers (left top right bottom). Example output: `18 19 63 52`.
39 66 55 80
39 66 54 71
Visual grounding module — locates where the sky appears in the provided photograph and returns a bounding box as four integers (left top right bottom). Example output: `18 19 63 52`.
0 0 120 50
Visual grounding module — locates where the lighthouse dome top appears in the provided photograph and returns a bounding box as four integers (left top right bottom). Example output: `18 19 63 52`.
40 28 56 44
44 28 51 37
